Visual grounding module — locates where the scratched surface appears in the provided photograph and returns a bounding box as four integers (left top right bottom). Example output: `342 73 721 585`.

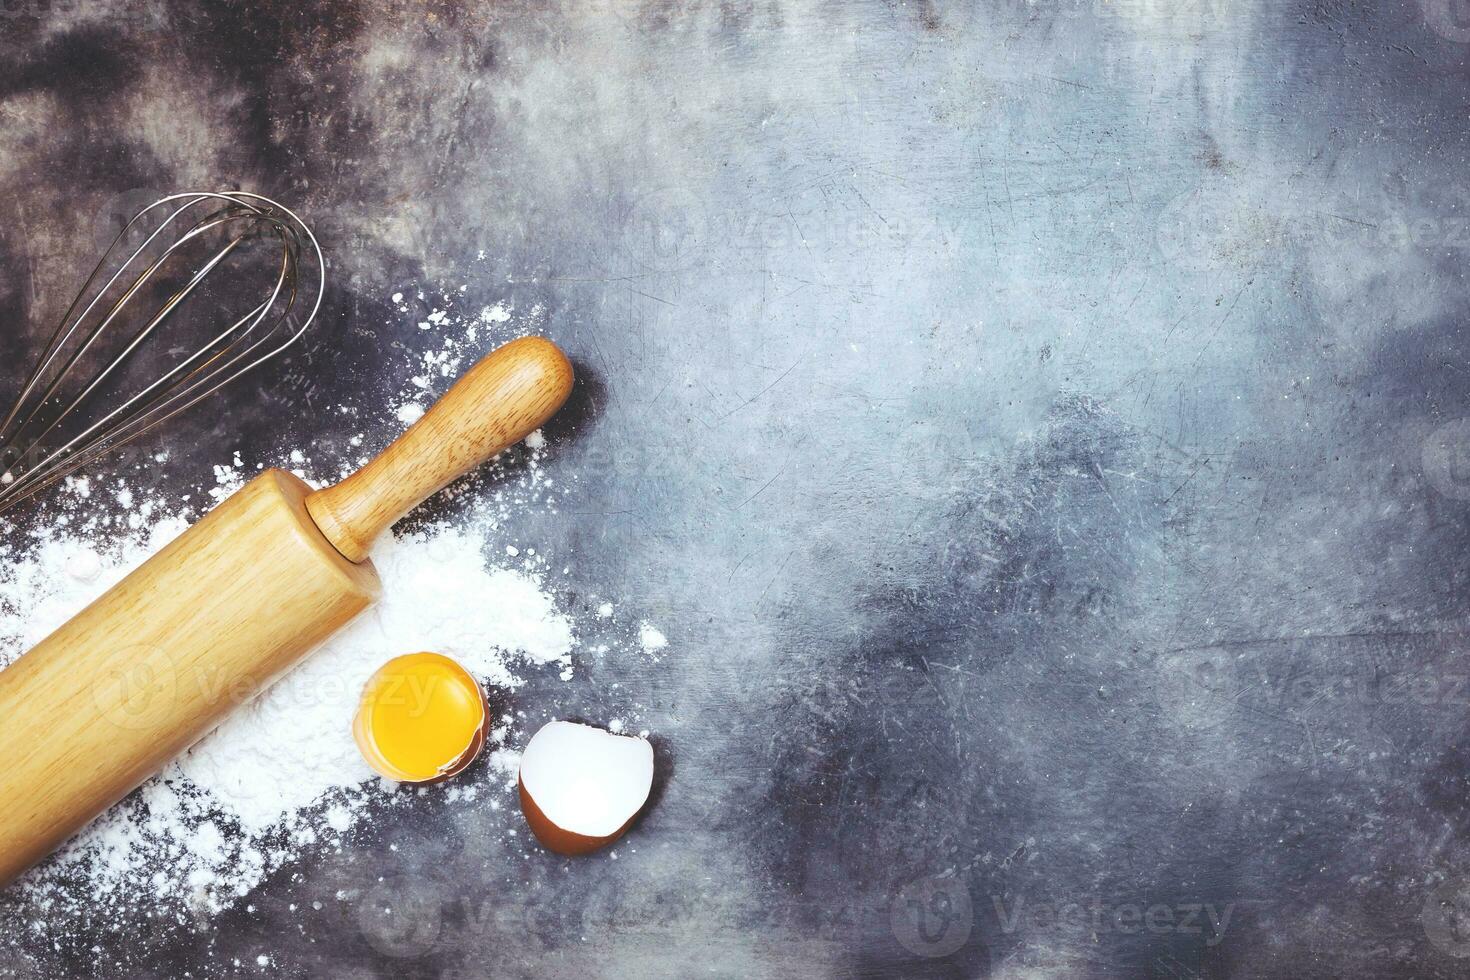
3 1 1470 977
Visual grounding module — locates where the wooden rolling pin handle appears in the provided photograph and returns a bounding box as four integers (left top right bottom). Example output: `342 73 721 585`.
306 336 574 563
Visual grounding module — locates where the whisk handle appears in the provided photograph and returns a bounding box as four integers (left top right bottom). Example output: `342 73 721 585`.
305 336 574 563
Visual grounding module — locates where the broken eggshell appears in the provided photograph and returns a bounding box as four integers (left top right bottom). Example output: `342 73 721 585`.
352 652 488 784
518 720 654 856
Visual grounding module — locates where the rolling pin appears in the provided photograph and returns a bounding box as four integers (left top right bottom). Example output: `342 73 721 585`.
0 335 574 888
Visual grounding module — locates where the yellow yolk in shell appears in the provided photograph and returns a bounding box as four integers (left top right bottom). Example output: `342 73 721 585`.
352 652 487 783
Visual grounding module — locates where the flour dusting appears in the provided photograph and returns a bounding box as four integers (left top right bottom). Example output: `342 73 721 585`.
0 290 663 935
172 523 576 834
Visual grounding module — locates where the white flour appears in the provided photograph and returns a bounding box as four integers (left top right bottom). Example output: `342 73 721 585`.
0 290 661 927
172 522 575 832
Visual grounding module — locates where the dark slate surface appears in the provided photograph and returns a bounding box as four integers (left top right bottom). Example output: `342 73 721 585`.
5 1 1470 977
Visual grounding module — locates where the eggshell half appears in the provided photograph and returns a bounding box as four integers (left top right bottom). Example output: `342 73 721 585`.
517 721 654 856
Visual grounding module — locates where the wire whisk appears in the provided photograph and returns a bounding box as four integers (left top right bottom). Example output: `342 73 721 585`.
0 191 325 516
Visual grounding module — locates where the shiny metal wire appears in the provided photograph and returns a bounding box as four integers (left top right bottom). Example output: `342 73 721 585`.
0 191 325 515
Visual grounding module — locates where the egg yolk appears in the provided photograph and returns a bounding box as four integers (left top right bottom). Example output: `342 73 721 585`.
352 652 486 783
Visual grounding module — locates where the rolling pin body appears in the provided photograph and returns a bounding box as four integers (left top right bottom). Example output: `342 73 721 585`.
0 471 377 884
0 336 574 887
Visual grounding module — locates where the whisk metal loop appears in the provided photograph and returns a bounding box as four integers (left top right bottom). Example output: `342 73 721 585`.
0 191 325 515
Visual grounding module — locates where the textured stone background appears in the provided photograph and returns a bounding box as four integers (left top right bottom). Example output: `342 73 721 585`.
5 0 1470 977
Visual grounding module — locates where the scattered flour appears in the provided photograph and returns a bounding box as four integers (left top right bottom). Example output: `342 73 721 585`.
0 497 590 915
170 523 575 833
638 622 669 654
0 288 663 935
